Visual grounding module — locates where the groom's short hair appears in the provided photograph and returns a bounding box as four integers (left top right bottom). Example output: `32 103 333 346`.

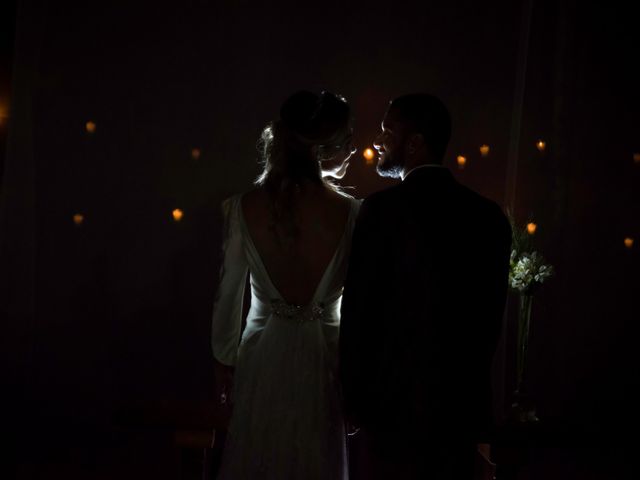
389 94 452 163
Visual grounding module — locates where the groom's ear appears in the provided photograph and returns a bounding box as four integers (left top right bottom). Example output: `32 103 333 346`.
407 133 425 154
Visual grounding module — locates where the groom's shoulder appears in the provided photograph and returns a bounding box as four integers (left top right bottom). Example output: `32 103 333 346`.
360 183 404 214
463 186 508 219
458 185 511 236
363 182 406 205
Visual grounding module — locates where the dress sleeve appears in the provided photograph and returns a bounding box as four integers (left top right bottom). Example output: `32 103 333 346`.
211 195 249 366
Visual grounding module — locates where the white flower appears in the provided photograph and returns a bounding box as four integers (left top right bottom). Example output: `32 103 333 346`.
509 250 554 292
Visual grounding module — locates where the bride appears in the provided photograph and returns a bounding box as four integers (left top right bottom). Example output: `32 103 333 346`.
211 90 359 479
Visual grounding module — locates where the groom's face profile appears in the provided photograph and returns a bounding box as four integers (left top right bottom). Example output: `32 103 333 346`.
374 107 406 179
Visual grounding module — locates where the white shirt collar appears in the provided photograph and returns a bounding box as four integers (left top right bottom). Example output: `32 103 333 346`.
401 163 446 181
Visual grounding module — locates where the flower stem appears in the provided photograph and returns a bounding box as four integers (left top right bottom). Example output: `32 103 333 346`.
516 294 533 392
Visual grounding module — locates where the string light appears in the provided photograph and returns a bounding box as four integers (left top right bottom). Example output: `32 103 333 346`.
0 102 8 126
60 115 639 254
527 222 537 235
363 148 375 165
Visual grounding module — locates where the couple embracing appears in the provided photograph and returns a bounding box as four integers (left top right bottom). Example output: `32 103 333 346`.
211 91 511 480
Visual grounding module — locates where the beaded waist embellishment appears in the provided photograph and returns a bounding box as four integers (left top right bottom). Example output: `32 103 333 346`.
271 299 325 324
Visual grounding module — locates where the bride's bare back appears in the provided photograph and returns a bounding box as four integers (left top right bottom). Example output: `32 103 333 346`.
241 185 352 305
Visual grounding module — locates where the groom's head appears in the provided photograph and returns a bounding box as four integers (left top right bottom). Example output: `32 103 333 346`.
374 94 451 179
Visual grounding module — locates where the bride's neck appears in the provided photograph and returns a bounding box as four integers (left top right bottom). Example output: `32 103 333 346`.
275 177 326 196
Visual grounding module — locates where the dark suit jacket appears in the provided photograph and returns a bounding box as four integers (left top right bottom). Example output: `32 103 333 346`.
339 166 511 449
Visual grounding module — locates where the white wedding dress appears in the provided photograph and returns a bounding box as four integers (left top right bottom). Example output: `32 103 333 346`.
211 193 360 480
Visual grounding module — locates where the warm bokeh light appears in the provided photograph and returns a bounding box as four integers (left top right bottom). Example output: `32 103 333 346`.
0 102 8 126
85 121 96 134
172 209 184 222
479 144 490 157
536 140 546 152
633 153 640 163
363 148 375 165
73 214 84 226
191 148 201 160
527 222 537 235
456 155 467 169
624 237 634 249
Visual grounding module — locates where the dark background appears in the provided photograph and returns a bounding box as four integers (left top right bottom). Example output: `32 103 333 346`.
1 0 638 478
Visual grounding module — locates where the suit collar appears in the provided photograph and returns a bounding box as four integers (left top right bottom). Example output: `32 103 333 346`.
402 164 454 185
402 163 447 181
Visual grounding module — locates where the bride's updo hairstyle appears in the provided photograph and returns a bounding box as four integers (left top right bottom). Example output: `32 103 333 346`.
255 90 351 192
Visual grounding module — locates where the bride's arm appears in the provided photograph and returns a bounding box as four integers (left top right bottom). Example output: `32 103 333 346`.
211 196 249 398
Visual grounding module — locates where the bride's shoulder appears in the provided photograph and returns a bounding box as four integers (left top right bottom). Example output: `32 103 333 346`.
219 188 264 222
322 189 359 218
328 187 362 205
321 190 360 228
236 187 273 229
238 187 267 207
343 192 364 215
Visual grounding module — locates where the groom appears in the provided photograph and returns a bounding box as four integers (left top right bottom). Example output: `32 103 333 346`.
339 94 512 479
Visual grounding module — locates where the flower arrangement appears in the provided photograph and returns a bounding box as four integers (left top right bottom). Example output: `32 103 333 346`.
509 251 554 294
507 217 554 423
